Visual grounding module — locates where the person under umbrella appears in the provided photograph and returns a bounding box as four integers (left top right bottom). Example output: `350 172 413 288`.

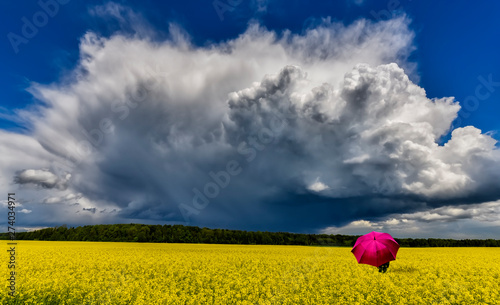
351 231 400 273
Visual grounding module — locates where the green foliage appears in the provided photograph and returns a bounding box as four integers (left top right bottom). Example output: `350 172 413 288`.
1 224 499 246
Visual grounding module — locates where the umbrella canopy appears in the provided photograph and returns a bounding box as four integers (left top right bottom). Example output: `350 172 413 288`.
351 231 400 267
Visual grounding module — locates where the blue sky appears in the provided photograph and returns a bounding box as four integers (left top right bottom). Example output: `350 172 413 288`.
1 0 500 238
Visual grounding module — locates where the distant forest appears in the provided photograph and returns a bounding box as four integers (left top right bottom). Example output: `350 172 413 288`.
1 224 499 247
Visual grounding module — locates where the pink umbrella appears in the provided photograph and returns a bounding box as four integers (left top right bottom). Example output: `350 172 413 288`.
351 231 400 267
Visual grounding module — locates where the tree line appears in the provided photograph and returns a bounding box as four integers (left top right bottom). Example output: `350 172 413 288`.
1 224 499 247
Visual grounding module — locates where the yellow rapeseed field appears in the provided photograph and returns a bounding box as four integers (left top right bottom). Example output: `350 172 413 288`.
1 241 499 304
